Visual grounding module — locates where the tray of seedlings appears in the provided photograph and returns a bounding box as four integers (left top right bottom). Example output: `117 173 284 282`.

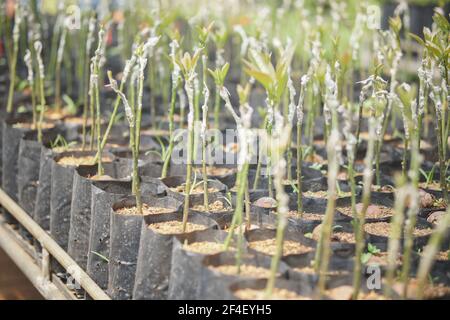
0 0 449 300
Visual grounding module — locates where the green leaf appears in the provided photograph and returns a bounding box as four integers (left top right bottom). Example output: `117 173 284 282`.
361 252 372 264
244 68 273 91
91 251 109 262
62 94 78 115
409 33 425 47
367 243 381 254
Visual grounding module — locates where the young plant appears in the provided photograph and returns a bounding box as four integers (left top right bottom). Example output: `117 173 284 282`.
209 62 230 130
90 26 106 175
352 117 378 299
244 45 294 195
429 85 448 204
82 15 96 150
34 40 46 143
24 49 36 129
295 74 311 215
314 129 341 297
6 3 22 114
161 39 182 178
54 17 68 113
221 83 254 273
416 206 450 299
200 79 210 210
106 39 157 213
265 112 291 297
385 181 409 298
419 165 436 189
211 24 229 129
396 83 418 181
176 49 201 232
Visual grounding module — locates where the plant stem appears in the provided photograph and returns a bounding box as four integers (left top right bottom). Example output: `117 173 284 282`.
95 78 103 176
6 38 18 114
214 84 221 129
435 115 448 203
93 81 126 162
385 185 407 298
182 124 194 232
37 69 46 143
416 207 450 299
402 138 409 180
161 82 178 178
296 121 303 215
315 131 339 297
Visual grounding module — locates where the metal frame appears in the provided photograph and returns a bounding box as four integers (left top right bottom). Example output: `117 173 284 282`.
0 188 110 300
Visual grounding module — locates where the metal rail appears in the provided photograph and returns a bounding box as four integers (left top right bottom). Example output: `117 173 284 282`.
0 188 110 300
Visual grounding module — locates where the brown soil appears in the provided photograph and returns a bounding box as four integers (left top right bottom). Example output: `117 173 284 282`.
338 204 394 220
88 175 114 181
253 197 277 208
364 222 391 237
183 241 232 255
292 266 348 276
191 200 230 213
63 117 94 125
223 223 261 234
234 288 310 300
282 179 297 186
148 220 207 235
393 279 450 299
326 285 354 300
364 222 433 238
305 153 324 163
194 166 236 176
332 232 355 244
371 185 395 193
13 122 55 130
358 291 389 300
44 109 71 120
326 286 388 300
367 252 402 266
115 204 175 216
304 190 352 199
312 225 355 243
285 211 323 221
141 129 169 137
248 239 313 256
169 185 219 195
337 171 363 181
418 181 446 192
52 146 83 153
56 155 111 167
435 250 450 261
208 264 272 278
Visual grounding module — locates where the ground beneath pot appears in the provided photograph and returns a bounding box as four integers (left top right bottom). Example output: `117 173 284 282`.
234 287 310 300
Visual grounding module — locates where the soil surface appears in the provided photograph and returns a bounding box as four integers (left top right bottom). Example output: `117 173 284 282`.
115 204 175 216
338 204 394 220
248 239 313 256
208 264 273 278
364 222 433 237
148 220 207 235
194 167 236 176
191 200 230 213
12 122 55 130
56 155 111 167
170 185 219 195
183 241 230 255
234 288 309 300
